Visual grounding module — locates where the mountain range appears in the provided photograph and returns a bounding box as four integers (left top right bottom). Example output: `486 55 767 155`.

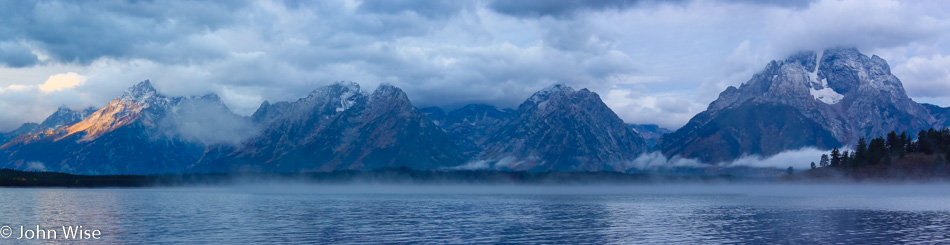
1 48 948 174
0 81 647 174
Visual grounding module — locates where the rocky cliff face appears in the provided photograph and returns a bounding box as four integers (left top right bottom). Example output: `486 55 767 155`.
478 84 647 171
199 82 464 172
658 48 936 163
0 80 245 174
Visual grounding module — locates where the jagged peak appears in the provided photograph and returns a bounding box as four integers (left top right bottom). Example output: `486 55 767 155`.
528 84 576 103
543 83 574 92
49 106 78 115
118 80 165 105
127 80 156 94
305 81 363 100
823 46 861 56
334 80 360 91
371 83 409 102
375 83 399 91
191 93 224 104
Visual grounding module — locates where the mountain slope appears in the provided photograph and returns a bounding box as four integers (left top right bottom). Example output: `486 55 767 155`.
659 101 841 163
657 48 935 163
199 82 464 172
479 84 647 171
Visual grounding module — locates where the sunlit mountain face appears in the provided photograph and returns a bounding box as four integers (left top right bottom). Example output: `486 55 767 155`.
0 80 247 174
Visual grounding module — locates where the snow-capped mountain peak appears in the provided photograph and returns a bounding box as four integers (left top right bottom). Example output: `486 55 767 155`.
528 84 576 103
116 80 175 109
658 47 936 163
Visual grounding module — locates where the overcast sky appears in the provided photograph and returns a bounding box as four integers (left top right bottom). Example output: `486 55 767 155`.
1 0 950 131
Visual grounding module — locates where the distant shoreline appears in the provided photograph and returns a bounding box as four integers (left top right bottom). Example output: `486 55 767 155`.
0 167 755 187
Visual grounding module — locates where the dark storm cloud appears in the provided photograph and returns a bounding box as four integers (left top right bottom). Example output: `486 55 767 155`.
0 0 948 132
356 0 471 19
0 0 248 65
0 42 39 67
488 0 811 19
721 0 814 9
488 0 647 18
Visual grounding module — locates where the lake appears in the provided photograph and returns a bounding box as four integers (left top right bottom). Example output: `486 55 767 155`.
0 184 949 244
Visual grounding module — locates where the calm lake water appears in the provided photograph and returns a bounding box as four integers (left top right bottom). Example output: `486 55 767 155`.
1 184 949 244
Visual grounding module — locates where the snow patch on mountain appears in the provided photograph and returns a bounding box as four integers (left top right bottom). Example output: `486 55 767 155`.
810 87 844 104
336 85 361 112
806 50 843 104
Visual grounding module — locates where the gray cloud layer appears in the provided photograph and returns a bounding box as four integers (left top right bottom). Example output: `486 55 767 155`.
0 0 949 132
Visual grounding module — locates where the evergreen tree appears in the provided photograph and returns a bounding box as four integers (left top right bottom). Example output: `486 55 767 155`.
819 154 830 167
918 130 934 154
868 137 886 165
787 166 794 175
898 131 908 158
886 131 899 156
811 162 816 170
850 151 856 167
830 148 841 167
855 138 868 167
928 128 938 150
841 150 851 167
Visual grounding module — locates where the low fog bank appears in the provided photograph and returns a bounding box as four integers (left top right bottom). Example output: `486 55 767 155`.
158 96 259 145
456 148 837 177
721 147 844 170
613 148 844 177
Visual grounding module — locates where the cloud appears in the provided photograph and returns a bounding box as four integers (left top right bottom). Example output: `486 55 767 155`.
765 0 950 57
0 1 248 65
616 151 704 170
721 147 832 170
617 147 834 172
488 0 647 18
158 95 258 145
0 0 949 132
601 87 705 130
0 41 39 67
25 161 47 172
39 72 85 93
356 0 471 19
893 54 950 101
